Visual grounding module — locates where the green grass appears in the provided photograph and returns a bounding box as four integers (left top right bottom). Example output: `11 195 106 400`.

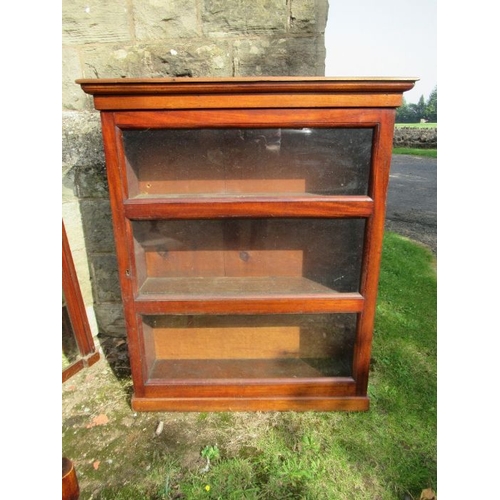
65 232 437 500
393 147 437 158
395 123 437 129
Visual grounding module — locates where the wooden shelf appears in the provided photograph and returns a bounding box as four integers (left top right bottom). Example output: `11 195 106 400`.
148 358 352 380
140 276 339 296
124 195 374 219
135 277 364 314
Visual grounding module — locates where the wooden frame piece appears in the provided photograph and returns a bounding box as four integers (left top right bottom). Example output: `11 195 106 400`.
62 221 100 382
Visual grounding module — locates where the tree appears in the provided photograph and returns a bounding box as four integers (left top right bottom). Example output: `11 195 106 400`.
424 86 437 122
395 87 437 123
415 95 426 119
396 98 418 123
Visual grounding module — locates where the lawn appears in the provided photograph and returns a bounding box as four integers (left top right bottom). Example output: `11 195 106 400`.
393 148 437 159
395 123 437 129
62 232 437 500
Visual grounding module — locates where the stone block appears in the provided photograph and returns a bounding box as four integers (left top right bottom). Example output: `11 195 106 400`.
94 303 126 337
132 0 199 40
202 0 288 36
233 38 288 75
80 45 148 79
62 48 88 111
290 0 328 34
62 111 104 168
80 200 115 254
73 164 109 199
62 167 78 204
152 41 232 76
62 0 131 45
233 36 325 76
285 35 325 75
90 254 122 303
80 42 232 79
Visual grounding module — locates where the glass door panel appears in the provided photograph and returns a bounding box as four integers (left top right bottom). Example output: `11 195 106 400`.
142 313 357 380
132 218 365 296
123 128 373 197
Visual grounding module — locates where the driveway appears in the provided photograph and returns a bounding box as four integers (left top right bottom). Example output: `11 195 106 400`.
385 154 437 253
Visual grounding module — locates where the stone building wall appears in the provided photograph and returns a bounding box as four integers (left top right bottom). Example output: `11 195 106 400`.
62 0 329 338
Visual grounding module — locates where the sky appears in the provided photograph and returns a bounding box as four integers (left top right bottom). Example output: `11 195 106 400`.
324 0 437 104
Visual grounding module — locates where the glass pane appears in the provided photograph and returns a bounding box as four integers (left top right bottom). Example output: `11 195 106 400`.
123 128 372 197
142 314 356 379
132 218 365 294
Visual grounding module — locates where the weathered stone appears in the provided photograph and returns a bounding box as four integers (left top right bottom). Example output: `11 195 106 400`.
62 166 78 204
285 36 325 75
393 127 437 149
290 0 328 34
94 303 126 337
234 36 325 76
142 41 232 77
62 0 131 45
80 200 115 254
79 45 148 80
63 48 88 111
80 42 232 81
202 0 288 35
233 38 288 75
62 111 104 168
73 164 109 199
90 254 121 303
133 0 200 40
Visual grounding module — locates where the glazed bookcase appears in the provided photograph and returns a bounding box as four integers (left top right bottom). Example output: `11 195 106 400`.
77 77 416 411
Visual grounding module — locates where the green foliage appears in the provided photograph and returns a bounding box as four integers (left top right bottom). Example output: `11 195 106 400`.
395 97 419 123
201 444 221 461
393 148 437 158
396 86 437 124
424 87 437 122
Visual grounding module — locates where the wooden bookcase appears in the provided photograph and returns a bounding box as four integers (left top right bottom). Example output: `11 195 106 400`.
77 77 416 411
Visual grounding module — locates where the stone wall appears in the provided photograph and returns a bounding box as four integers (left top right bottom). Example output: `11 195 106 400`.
62 0 329 338
393 127 437 149
63 0 328 111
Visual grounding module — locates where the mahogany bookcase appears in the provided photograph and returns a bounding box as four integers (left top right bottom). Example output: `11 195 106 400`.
77 77 416 411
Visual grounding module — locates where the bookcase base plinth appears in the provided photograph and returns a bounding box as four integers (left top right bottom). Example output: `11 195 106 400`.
131 395 370 412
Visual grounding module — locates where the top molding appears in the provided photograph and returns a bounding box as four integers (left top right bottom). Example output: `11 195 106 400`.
76 76 418 111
